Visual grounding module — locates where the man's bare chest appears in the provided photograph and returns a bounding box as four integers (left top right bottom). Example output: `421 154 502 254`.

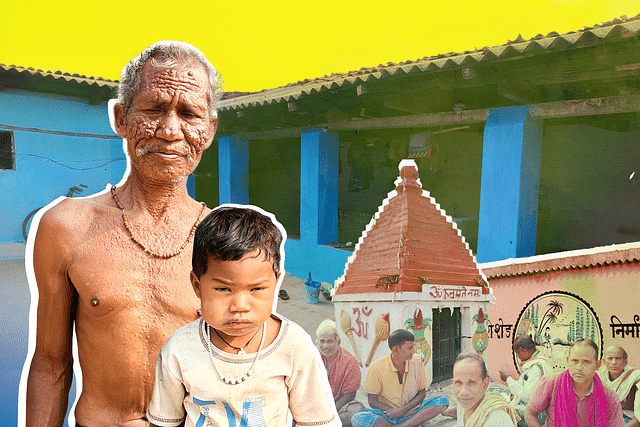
67 231 198 318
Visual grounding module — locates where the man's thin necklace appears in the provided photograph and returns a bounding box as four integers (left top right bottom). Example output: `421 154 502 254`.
214 325 261 355
205 321 267 385
110 185 206 259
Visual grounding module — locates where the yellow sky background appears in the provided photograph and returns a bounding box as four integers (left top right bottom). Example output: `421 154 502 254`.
1 1 639 92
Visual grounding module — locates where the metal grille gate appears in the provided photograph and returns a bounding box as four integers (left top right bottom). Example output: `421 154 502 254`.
431 307 461 384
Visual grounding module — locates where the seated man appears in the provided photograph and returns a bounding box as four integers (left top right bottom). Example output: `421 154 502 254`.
525 338 624 427
599 345 640 426
317 319 365 426
499 334 553 422
453 352 518 427
351 329 449 427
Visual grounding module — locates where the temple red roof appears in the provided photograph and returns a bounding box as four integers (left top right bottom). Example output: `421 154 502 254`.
335 160 487 295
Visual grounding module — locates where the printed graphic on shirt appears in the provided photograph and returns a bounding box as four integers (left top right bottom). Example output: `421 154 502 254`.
193 396 266 427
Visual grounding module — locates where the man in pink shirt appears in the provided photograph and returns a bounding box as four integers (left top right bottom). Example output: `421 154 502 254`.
525 339 624 427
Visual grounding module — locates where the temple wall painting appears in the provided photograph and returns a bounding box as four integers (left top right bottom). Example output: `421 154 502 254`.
333 299 489 387
480 243 640 379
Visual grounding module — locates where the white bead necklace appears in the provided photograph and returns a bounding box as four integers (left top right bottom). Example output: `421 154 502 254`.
204 321 266 385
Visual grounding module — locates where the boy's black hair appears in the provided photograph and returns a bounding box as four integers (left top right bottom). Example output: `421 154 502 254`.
192 206 282 278
388 329 415 350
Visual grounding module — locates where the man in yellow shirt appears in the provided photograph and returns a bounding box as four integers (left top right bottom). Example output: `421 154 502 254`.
351 329 449 427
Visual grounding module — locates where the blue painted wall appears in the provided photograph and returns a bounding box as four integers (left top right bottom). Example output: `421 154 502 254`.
218 134 249 204
284 239 351 285
477 106 543 263
0 90 126 243
300 129 338 245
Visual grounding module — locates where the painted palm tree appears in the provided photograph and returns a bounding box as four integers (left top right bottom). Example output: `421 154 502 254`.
538 300 563 333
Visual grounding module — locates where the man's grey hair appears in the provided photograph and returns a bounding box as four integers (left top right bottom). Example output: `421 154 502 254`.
117 41 223 117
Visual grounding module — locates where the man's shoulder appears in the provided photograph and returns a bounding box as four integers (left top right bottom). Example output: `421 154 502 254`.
485 407 517 426
368 354 391 371
534 372 561 393
339 346 360 364
38 192 111 234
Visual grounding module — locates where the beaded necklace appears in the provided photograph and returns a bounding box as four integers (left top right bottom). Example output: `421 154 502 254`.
204 321 266 385
214 326 261 355
110 185 206 259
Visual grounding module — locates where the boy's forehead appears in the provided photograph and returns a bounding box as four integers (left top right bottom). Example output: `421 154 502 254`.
206 252 277 276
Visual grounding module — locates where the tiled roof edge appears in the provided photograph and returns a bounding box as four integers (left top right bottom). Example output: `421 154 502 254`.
1 64 118 88
218 14 640 111
479 241 640 279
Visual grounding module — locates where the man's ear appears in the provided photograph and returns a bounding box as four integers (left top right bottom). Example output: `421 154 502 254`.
190 271 202 298
482 377 490 391
113 103 128 139
202 117 218 151
596 360 602 371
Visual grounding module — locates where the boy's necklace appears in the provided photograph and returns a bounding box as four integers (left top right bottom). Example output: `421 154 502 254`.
205 321 266 385
213 326 261 355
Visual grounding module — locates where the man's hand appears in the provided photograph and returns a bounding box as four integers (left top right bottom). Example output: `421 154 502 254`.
384 407 408 420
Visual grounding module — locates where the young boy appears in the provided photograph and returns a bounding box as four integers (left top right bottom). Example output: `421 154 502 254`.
147 205 340 427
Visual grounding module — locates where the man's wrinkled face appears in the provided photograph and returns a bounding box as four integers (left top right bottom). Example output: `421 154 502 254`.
318 330 340 358
567 343 600 386
115 61 217 183
603 347 627 379
452 358 489 412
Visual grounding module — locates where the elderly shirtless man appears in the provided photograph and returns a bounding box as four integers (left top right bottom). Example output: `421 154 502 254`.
25 41 219 426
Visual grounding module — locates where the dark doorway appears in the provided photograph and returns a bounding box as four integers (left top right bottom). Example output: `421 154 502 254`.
431 307 461 383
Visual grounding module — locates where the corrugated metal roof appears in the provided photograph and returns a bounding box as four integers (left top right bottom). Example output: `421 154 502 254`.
0 64 118 88
334 160 486 295
480 241 640 279
219 14 640 111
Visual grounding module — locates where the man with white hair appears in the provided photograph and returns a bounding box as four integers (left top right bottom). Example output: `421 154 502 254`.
599 345 640 426
317 319 364 426
24 41 220 426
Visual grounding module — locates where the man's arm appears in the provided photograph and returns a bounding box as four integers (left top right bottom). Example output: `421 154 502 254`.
26 205 77 426
507 364 543 402
335 391 357 412
367 392 407 419
524 405 544 427
368 393 394 412
400 388 426 414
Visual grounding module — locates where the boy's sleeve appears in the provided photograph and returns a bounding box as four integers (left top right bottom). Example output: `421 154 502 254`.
146 349 187 427
286 329 341 427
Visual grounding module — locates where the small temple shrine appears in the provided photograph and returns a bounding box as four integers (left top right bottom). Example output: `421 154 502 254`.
332 159 493 385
